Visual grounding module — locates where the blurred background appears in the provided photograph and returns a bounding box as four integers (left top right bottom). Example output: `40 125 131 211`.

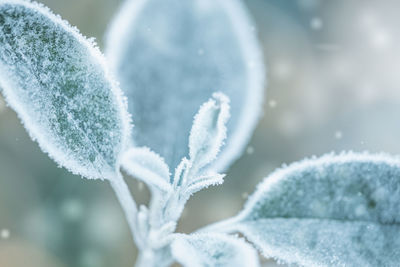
1 0 400 266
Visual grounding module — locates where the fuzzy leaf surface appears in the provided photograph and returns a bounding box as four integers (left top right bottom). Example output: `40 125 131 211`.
234 153 400 267
0 1 130 180
122 147 171 191
189 93 229 171
171 233 259 267
106 0 265 171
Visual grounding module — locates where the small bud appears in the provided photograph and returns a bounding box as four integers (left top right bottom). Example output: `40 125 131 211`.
188 93 230 172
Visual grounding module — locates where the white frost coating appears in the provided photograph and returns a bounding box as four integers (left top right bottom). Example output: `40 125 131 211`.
0 0 130 180
138 96 231 235
233 152 400 267
237 219 400 267
122 147 172 192
184 173 225 197
105 0 265 172
171 233 260 267
172 157 191 188
189 93 230 172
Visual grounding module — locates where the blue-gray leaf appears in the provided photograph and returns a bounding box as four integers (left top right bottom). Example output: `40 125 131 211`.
171 233 260 267
233 152 400 267
0 1 130 180
106 0 265 171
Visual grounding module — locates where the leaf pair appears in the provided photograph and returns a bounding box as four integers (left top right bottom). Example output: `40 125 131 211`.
0 0 265 182
122 93 229 191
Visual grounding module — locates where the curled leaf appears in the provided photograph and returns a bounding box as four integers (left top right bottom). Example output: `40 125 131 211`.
231 152 400 267
106 0 265 171
171 233 260 267
0 1 130 180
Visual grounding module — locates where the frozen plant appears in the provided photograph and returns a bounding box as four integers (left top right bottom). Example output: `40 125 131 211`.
0 1 399 267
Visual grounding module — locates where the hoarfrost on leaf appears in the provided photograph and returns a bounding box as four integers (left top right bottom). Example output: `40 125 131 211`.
0 0 130 180
189 92 230 173
225 152 400 267
122 147 172 192
171 233 260 267
106 0 265 172
138 94 230 229
184 172 225 197
165 94 230 217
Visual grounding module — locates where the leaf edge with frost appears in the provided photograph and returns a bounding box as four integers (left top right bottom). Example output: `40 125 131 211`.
0 0 131 180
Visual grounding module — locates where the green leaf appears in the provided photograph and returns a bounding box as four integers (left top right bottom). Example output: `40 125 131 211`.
0 1 130 180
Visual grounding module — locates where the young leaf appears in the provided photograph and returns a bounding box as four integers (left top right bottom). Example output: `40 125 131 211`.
172 157 191 188
0 1 130 180
230 152 400 267
106 0 265 171
189 93 230 172
171 233 260 267
122 147 172 192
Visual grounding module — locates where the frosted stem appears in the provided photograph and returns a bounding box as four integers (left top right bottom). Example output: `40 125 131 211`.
135 248 173 267
110 173 143 248
135 249 154 267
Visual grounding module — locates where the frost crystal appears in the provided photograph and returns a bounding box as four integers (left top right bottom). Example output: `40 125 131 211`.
234 152 400 267
171 233 260 267
0 1 130 180
106 0 265 171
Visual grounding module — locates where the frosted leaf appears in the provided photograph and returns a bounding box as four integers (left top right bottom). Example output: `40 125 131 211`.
106 0 265 171
189 93 230 171
172 157 191 188
171 233 260 267
0 1 130 180
233 152 400 267
238 219 400 267
122 147 172 192
184 173 225 197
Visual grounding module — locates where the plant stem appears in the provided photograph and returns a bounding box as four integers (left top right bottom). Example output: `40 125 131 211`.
135 249 154 267
135 248 173 267
110 172 143 248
